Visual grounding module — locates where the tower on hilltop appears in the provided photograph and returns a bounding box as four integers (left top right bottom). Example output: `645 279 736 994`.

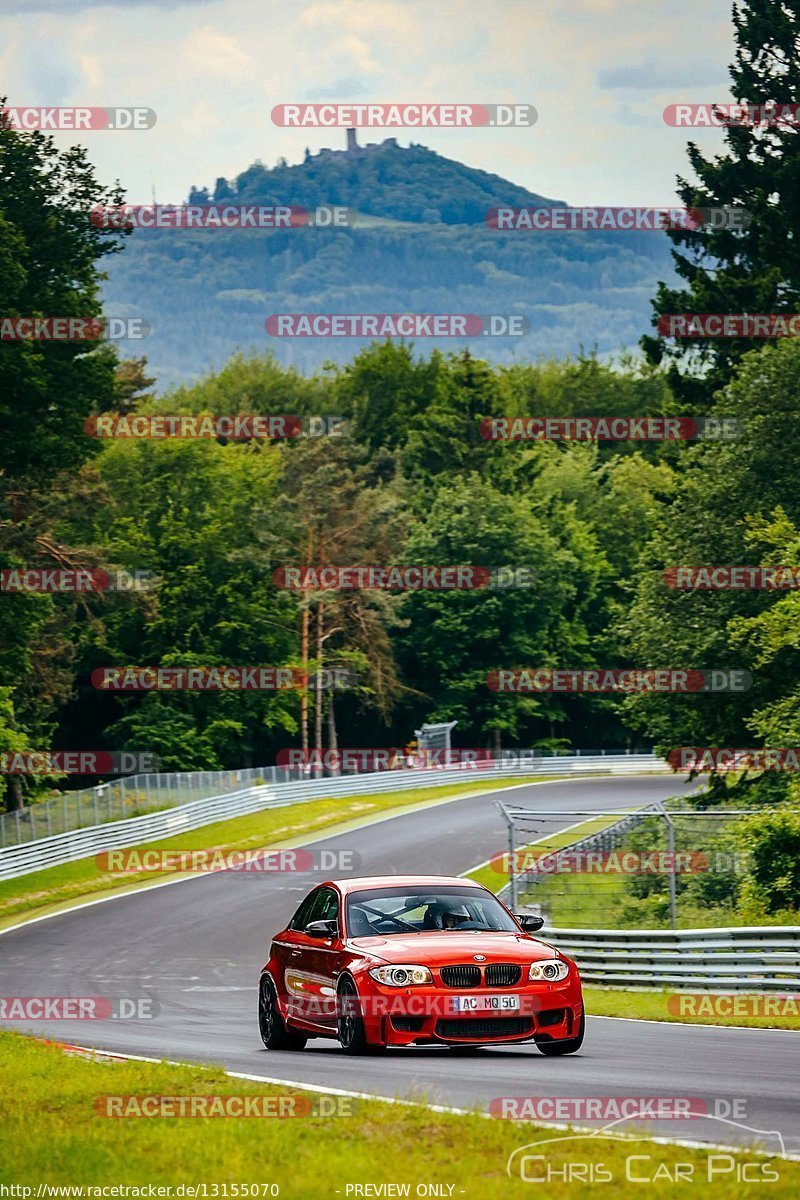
347 128 358 153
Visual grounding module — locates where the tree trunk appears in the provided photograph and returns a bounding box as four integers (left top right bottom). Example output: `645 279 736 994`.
314 600 324 773
300 529 313 755
300 603 309 753
6 775 24 812
327 694 338 775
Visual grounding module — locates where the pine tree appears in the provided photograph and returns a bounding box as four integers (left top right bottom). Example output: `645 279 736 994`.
643 1 800 408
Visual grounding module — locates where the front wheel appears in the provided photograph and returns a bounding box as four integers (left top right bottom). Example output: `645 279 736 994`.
337 976 372 1055
258 975 307 1051
536 1009 585 1056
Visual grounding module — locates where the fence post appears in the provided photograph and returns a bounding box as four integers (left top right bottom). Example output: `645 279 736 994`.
15 808 21 844
664 809 678 930
508 820 517 912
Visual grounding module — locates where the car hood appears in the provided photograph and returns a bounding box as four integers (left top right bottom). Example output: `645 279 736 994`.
347 930 558 965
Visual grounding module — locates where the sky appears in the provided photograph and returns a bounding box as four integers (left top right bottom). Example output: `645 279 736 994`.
0 0 737 207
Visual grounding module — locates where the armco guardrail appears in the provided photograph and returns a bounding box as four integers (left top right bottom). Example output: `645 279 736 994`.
0 749 658 848
547 926 800 991
0 753 667 881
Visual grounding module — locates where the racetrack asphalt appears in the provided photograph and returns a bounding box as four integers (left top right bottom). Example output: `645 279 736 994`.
1 774 797 1157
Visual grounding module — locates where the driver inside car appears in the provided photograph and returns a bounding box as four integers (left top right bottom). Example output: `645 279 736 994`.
423 902 472 930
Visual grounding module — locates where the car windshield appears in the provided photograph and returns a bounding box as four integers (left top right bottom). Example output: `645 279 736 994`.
345 885 519 936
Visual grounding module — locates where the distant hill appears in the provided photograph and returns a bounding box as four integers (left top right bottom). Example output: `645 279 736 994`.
190 138 565 224
103 138 676 390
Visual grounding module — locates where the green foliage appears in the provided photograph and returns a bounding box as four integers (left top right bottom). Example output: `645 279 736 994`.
731 808 800 915
644 0 800 406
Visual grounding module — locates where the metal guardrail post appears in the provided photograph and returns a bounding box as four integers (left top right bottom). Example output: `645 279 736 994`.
659 803 678 930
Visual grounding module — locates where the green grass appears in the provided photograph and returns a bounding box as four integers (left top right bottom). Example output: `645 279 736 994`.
0 775 550 929
1 1031 795 1196
584 986 800 1030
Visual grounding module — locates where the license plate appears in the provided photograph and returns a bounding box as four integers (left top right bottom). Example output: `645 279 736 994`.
449 994 520 1013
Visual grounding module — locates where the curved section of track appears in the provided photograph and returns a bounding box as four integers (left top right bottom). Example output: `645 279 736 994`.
1 776 796 1155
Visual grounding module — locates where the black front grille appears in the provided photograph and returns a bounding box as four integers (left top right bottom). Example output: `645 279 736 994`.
435 1017 532 1040
391 1016 425 1032
440 965 481 988
537 1008 567 1028
485 963 522 987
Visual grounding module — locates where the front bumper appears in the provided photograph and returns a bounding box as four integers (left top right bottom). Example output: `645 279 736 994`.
360 980 583 1046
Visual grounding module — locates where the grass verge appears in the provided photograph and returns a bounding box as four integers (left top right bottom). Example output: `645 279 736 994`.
0 775 548 930
583 985 800 1030
0 1030 795 1196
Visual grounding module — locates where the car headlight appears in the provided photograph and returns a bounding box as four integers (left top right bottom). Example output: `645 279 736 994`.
368 965 433 986
528 959 570 982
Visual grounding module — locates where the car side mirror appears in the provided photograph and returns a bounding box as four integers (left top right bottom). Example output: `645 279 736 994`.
517 914 544 932
306 919 338 939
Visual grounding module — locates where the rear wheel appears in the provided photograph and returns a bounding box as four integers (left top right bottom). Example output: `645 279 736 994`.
337 976 372 1055
536 1009 584 1056
258 975 307 1051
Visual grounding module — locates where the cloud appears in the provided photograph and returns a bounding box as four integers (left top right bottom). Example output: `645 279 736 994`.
183 26 255 78
598 59 729 89
0 0 215 12
22 37 83 102
302 75 373 101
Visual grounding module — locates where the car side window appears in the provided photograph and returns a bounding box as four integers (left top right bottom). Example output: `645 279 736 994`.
289 892 317 932
306 887 339 928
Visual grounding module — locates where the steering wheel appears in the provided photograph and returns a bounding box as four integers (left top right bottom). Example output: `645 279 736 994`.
373 915 417 932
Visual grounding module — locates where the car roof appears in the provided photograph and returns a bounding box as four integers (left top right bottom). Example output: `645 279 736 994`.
324 875 486 895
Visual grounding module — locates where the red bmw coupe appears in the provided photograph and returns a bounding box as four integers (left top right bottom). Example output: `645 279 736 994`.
258 875 584 1055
